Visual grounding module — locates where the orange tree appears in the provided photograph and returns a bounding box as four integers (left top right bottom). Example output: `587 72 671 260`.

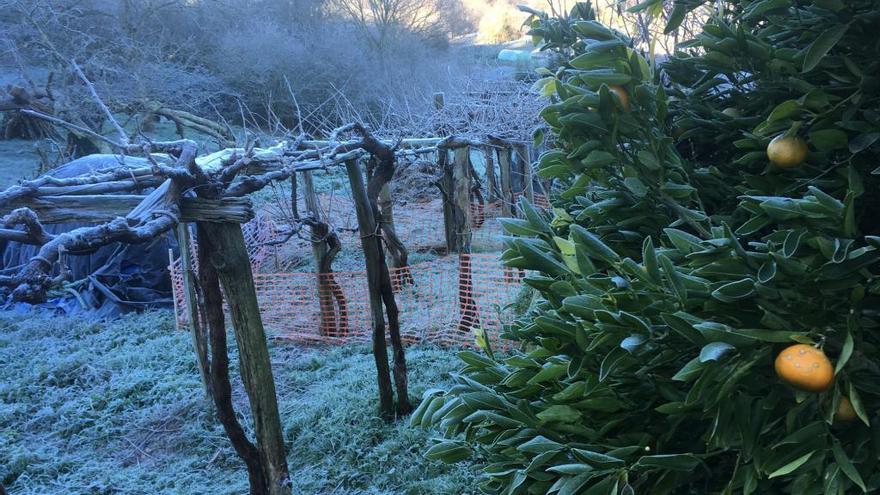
415 1 880 493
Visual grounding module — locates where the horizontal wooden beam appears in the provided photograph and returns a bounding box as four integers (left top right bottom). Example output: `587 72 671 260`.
0 195 254 225
181 196 254 224
299 137 442 149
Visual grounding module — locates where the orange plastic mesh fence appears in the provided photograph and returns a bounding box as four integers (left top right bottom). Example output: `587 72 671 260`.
169 195 550 348
169 212 276 285
283 195 547 255
171 252 526 348
513 192 551 210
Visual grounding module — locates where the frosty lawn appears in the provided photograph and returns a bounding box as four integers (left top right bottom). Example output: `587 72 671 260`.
0 311 477 494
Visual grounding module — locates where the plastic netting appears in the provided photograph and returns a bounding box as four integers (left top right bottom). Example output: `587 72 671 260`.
169 194 549 348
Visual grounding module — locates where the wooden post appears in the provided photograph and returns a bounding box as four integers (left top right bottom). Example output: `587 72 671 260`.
438 146 473 253
378 184 395 232
301 171 329 309
453 146 473 253
198 221 290 495
302 171 320 220
483 146 499 203
437 145 480 333
433 92 445 111
497 146 513 217
175 224 212 399
517 144 535 204
344 159 398 418
433 92 452 137
453 147 479 332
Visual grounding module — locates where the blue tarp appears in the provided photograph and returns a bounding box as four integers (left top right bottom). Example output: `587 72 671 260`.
1 155 178 318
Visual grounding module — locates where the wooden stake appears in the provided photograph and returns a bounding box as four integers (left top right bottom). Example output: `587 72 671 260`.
484 146 498 203
433 92 445 111
437 146 480 332
168 248 181 332
497 146 513 217
176 223 212 399
518 144 535 203
199 221 290 495
452 146 473 253
438 146 474 253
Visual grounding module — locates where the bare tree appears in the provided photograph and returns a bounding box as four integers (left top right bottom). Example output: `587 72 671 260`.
329 0 443 51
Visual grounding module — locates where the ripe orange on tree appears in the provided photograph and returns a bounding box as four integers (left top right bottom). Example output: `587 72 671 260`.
767 135 808 168
608 85 630 112
774 344 834 392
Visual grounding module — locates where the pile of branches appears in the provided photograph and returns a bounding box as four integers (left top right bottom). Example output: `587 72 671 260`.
0 78 58 140
430 79 546 143
0 116 437 303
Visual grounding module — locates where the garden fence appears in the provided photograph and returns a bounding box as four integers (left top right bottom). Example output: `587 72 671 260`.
169 194 549 348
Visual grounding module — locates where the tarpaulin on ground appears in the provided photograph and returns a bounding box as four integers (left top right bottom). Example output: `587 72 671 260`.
0 154 178 318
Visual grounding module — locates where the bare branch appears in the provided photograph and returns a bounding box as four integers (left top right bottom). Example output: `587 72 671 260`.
21 109 123 150
70 59 129 146
2 208 54 245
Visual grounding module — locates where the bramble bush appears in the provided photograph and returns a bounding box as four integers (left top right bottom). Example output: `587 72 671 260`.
417 1 880 493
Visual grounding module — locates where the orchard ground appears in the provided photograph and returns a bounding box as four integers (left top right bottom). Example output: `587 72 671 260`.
0 311 479 494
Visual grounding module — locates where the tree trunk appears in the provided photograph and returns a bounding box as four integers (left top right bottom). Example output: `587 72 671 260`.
378 184 413 288
198 222 291 495
197 225 269 495
344 160 410 418
301 171 347 336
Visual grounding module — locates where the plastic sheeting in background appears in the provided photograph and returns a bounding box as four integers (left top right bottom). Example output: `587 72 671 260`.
1 154 178 318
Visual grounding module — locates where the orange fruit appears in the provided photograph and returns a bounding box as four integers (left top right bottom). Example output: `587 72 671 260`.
767 135 808 168
608 85 630 112
835 397 857 422
774 344 834 392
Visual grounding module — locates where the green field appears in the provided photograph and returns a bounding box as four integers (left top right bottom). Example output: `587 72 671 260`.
0 312 477 495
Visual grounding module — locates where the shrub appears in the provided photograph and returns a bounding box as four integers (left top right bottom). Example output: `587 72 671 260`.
2 0 474 133
421 1 880 493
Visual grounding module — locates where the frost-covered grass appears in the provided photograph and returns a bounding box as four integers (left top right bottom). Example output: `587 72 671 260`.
0 311 478 495
0 140 41 188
